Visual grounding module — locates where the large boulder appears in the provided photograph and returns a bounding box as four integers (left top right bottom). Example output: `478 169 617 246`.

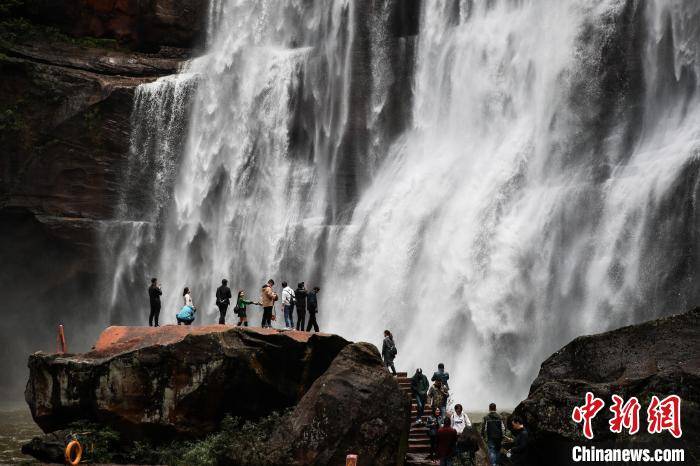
269 342 410 466
513 308 700 465
26 326 350 440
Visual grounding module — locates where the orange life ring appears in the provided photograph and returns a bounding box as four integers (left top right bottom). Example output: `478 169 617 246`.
65 439 82 465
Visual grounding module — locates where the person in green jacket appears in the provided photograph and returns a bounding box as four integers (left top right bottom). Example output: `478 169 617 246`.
235 290 261 327
411 368 429 425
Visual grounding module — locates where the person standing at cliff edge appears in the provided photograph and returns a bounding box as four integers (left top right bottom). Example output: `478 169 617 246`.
148 278 162 327
234 290 260 327
281 281 295 330
260 279 278 328
215 279 232 325
305 286 320 332
295 282 307 331
382 330 398 375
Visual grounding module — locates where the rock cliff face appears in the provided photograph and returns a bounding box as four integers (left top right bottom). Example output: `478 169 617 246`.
20 0 206 51
513 308 700 466
0 7 199 251
0 2 204 400
26 326 350 438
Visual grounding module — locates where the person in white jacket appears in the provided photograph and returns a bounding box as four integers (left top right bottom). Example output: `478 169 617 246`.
281 281 295 330
451 404 472 434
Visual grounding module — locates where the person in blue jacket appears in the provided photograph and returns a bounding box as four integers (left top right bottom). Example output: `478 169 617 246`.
177 287 196 325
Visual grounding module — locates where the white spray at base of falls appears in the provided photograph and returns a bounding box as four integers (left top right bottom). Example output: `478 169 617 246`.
110 0 700 408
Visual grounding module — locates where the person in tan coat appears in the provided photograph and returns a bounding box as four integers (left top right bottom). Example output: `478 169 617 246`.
260 279 278 328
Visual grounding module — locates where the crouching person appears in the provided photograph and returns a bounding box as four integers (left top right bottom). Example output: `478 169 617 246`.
177 287 196 325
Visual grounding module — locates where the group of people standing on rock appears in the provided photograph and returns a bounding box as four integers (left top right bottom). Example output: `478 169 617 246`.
147 277 321 331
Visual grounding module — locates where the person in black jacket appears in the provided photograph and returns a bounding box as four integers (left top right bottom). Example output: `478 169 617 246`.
482 403 505 465
381 330 397 375
306 286 320 332
148 278 162 327
215 279 232 325
507 415 530 466
295 282 307 330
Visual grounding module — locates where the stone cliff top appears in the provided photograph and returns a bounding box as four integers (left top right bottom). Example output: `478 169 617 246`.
90 325 330 357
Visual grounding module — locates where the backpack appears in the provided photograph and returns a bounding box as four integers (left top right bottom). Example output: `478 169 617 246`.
286 289 296 307
387 338 397 357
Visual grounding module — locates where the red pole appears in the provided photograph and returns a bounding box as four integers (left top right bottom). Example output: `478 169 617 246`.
57 324 67 354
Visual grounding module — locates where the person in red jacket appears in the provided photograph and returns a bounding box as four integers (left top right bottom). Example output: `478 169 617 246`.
436 417 458 466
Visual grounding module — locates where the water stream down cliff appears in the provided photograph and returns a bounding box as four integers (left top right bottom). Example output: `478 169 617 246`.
103 0 700 407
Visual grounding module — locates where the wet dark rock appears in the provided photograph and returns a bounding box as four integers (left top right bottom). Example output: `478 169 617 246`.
513 308 700 466
0 12 195 400
20 0 207 51
20 428 69 464
269 342 410 466
26 326 350 439
4 40 184 76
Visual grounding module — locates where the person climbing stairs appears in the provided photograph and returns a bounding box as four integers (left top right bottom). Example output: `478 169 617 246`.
397 371 491 466
396 372 432 458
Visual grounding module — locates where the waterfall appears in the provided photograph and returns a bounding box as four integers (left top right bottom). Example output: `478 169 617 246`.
108 0 700 407
325 0 700 406
101 73 196 324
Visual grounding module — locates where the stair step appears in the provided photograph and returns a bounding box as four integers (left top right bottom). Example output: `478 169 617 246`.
408 444 431 453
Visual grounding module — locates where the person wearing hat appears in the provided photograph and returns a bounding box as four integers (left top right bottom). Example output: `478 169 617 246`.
295 282 307 330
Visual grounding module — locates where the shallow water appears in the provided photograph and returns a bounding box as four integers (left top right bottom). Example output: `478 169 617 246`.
0 408 41 465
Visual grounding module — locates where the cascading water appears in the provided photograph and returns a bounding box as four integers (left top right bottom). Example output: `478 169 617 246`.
107 0 407 319
108 0 700 408
325 0 700 406
101 73 196 325
150 0 356 316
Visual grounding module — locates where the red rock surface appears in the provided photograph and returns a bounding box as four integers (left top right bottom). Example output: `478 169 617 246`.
91 325 326 357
